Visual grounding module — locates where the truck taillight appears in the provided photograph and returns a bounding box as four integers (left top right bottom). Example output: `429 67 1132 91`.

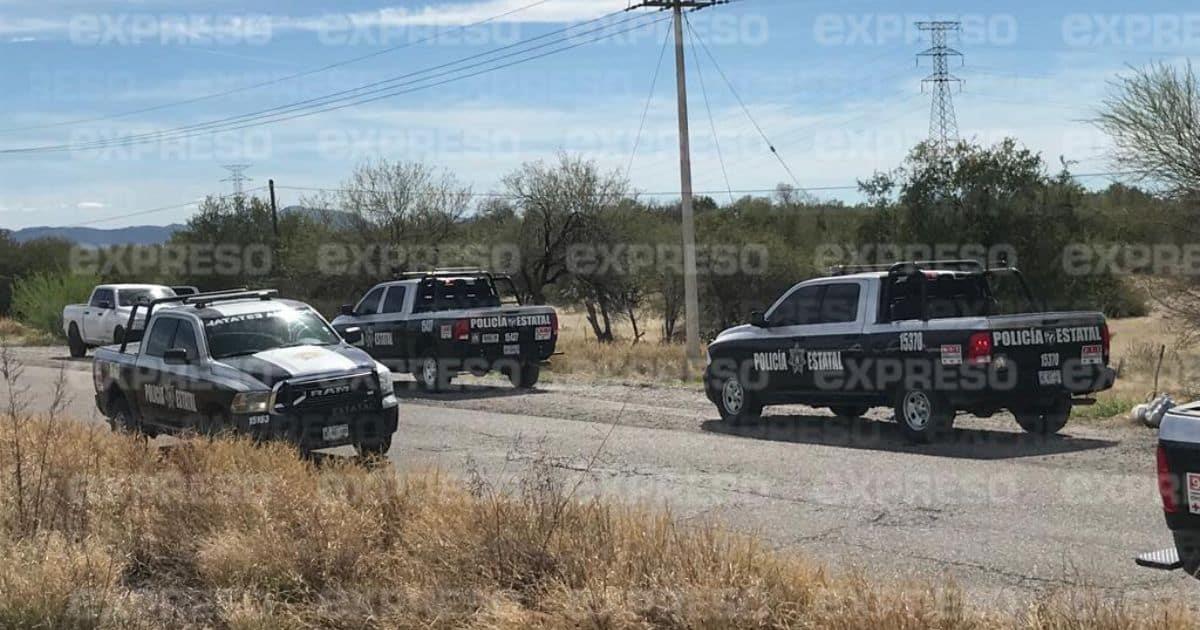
550 313 559 336
452 319 470 341
1158 445 1180 513
1101 323 1111 358
966 332 992 365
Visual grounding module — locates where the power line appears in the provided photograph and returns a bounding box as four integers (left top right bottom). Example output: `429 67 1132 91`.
625 25 674 182
1 10 656 155
686 20 734 204
0 0 560 136
685 13 805 192
50 168 1156 229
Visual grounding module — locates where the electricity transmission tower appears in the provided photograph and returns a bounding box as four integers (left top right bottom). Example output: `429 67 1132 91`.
627 0 727 365
221 164 252 206
916 21 963 147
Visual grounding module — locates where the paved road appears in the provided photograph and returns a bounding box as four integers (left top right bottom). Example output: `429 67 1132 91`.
4 345 1193 607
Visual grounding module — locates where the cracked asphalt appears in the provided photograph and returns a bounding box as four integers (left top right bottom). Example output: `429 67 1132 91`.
6 345 1195 607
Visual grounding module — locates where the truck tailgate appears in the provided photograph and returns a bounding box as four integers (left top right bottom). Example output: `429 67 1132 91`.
985 312 1108 392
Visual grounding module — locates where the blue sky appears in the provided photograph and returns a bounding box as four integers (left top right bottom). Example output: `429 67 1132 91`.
0 0 1195 228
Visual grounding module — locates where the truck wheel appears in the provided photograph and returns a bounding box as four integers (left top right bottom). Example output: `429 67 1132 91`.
509 362 541 389
416 357 451 392
713 374 762 426
68 324 87 358
895 388 953 443
107 394 143 439
112 326 125 345
355 436 392 459
831 405 870 419
1014 396 1071 436
200 409 234 439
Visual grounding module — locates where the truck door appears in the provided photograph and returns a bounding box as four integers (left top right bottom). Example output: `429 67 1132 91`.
761 284 823 395
83 288 114 344
373 285 410 365
346 286 385 352
133 317 179 426
802 282 867 401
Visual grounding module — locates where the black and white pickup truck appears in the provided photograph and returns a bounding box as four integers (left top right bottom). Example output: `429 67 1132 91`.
331 269 558 391
1137 402 1200 578
704 260 1116 442
92 289 399 456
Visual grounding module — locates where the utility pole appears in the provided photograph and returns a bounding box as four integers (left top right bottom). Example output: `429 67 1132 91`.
629 0 725 366
268 178 279 238
916 21 963 148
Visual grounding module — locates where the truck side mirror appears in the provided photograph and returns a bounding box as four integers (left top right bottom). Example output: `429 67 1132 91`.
96 300 112 310
163 348 191 365
341 327 363 344
750 311 768 328
339 304 355 316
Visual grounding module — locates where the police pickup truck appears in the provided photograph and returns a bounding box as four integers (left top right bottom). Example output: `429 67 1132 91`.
92 289 399 456
704 260 1116 442
331 269 558 392
1137 401 1200 578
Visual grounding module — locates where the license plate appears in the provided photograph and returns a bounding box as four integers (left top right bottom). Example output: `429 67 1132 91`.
1081 344 1103 365
482 333 499 344
535 326 552 341
322 424 349 442
1038 370 1062 386
503 344 520 356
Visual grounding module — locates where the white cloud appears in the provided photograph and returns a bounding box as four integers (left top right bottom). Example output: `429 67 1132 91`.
279 0 629 32
77 201 106 209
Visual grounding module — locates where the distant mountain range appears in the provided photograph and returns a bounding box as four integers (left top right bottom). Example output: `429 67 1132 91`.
8 224 184 247
7 206 357 247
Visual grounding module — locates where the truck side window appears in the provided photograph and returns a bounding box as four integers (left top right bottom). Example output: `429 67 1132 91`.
356 287 385 315
143 319 179 358
90 288 113 307
771 286 822 326
819 283 860 323
382 287 407 314
172 320 200 358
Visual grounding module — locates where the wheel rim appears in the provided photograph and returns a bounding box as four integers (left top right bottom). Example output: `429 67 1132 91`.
903 391 932 430
422 359 437 387
722 379 745 415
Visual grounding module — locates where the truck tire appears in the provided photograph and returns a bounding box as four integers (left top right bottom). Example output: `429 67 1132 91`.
107 393 143 438
415 357 451 393
1013 396 1071 436
895 388 953 443
68 324 87 358
831 405 870 419
509 362 541 389
200 408 234 439
712 373 763 426
112 326 125 345
356 436 392 459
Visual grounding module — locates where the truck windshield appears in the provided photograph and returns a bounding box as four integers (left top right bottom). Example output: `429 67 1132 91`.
119 287 175 306
204 309 341 359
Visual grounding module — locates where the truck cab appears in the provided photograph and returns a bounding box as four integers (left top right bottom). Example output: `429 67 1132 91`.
63 284 176 357
93 289 399 457
332 269 558 391
704 260 1116 442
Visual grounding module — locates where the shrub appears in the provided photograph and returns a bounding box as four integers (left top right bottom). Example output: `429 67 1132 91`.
10 272 98 338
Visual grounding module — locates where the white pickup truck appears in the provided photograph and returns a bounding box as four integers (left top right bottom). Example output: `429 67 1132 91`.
62 284 176 357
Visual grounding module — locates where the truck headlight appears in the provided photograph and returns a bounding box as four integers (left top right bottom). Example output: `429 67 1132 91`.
374 363 394 395
231 391 271 414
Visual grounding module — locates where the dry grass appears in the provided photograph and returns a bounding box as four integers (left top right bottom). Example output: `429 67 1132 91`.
0 348 1195 628
547 311 697 385
0 319 56 346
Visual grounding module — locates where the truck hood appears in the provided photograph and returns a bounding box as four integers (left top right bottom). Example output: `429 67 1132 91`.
215 344 378 388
